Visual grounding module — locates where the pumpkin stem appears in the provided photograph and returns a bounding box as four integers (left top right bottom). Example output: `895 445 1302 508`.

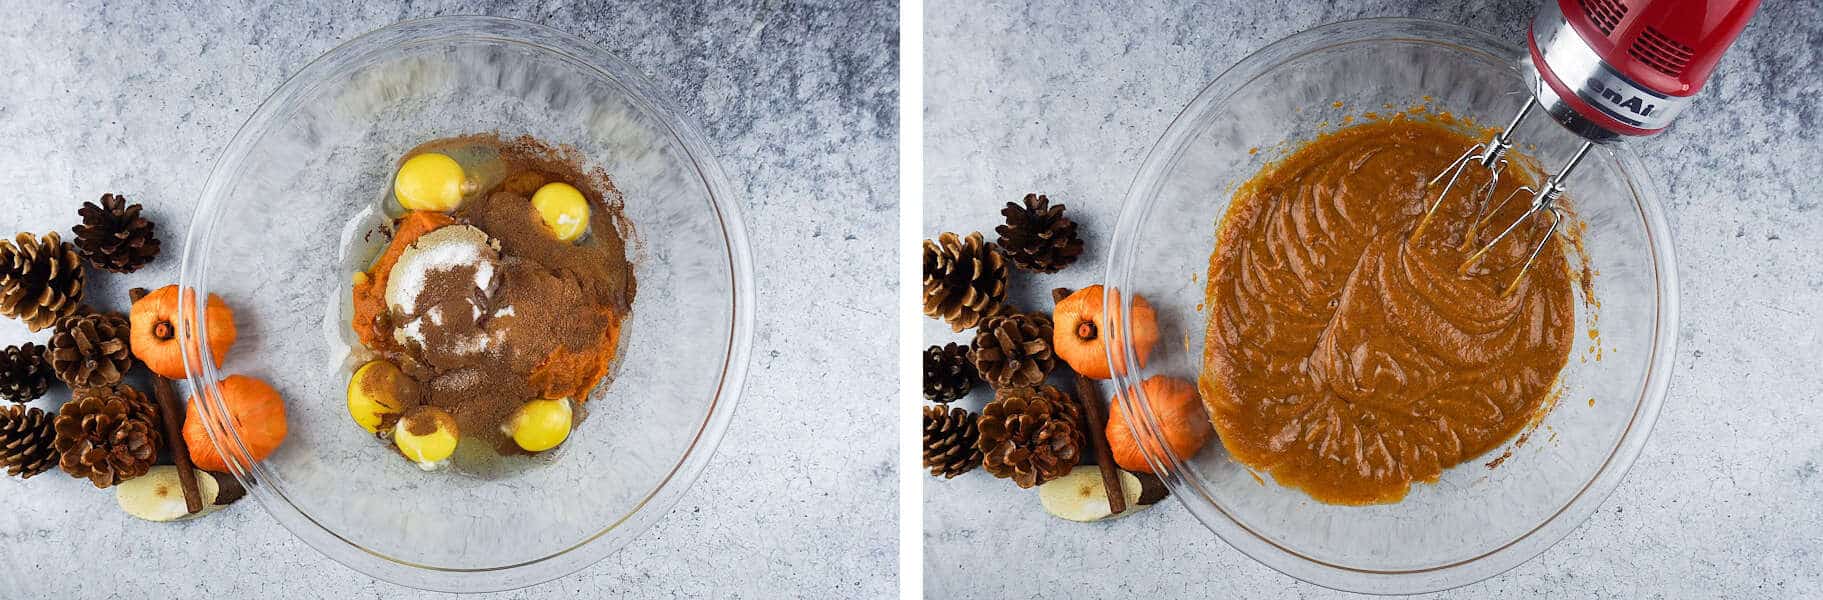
1076 320 1097 341
154 320 174 341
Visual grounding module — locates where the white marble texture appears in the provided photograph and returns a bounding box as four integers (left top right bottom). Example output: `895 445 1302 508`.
0 1 896 598
925 0 1821 598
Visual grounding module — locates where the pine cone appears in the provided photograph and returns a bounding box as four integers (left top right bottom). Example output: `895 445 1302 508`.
970 311 1056 388
996 193 1084 274
72 193 162 274
923 232 1009 332
0 232 86 332
923 405 983 478
0 404 58 479
53 383 159 488
0 342 53 403
976 385 1084 488
48 312 133 390
923 343 977 403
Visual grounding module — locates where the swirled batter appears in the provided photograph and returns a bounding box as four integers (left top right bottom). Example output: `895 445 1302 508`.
1199 117 1574 505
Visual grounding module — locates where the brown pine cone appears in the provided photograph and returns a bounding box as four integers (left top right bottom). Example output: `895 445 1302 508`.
976 385 1084 488
47 312 134 390
969 311 1056 389
72 193 162 274
53 383 159 488
0 342 53 403
0 404 58 479
923 405 983 478
996 193 1084 273
923 342 977 403
0 232 86 332
923 232 1009 332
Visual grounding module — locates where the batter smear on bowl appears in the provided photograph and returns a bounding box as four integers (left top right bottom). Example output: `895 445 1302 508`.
346 134 635 471
1198 117 1574 505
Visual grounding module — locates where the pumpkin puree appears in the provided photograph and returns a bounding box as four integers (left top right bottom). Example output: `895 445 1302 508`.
352 211 454 350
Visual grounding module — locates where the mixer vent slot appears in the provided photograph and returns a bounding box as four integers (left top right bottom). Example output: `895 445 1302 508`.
1580 0 1627 35
1630 27 1694 77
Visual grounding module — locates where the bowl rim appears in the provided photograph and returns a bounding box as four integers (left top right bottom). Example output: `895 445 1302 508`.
1102 17 1678 595
176 15 754 592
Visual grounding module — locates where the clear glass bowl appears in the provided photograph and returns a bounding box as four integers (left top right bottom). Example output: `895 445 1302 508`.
177 17 752 592
1104 19 1676 594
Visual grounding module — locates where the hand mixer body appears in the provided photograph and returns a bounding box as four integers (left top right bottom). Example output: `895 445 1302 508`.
1529 0 1760 140
1418 0 1759 293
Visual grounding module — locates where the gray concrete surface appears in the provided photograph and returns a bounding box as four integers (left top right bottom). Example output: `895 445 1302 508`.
923 1 1822 598
0 1 896 598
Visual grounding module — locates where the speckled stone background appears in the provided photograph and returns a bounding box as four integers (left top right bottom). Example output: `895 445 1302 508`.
925 0 1821 598
0 1 895 598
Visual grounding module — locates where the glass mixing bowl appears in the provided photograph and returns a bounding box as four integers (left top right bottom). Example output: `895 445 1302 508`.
1104 19 1676 594
176 17 752 592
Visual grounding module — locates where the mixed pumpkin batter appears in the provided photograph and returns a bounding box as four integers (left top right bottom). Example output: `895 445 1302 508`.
1199 116 1575 505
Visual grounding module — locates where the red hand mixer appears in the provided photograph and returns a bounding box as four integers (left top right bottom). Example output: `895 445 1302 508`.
1415 0 1760 293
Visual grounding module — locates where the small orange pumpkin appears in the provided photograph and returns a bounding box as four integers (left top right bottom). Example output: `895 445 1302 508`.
1052 285 1158 379
130 285 237 380
184 374 288 472
1106 375 1212 473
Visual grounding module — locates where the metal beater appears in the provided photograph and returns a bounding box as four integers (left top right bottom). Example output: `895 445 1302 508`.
1416 0 1759 294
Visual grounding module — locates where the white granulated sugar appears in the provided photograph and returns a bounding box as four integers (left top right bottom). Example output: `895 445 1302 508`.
434 369 480 391
494 305 516 318
384 224 499 317
392 314 500 356
475 260 495 290
447 331 496 356
394 316 425 348
428 307 444 326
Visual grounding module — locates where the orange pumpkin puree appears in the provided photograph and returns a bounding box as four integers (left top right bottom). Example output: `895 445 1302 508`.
351 211 454 349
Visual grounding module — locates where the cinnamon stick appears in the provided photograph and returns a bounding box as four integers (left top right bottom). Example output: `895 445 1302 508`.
1053 287 1125 515
131 287 203 514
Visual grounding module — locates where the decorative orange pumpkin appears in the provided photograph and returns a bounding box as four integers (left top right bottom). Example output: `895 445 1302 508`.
1052 285 1158 379
130 285 237 380
1106 375 1212 473
184 374 288 472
